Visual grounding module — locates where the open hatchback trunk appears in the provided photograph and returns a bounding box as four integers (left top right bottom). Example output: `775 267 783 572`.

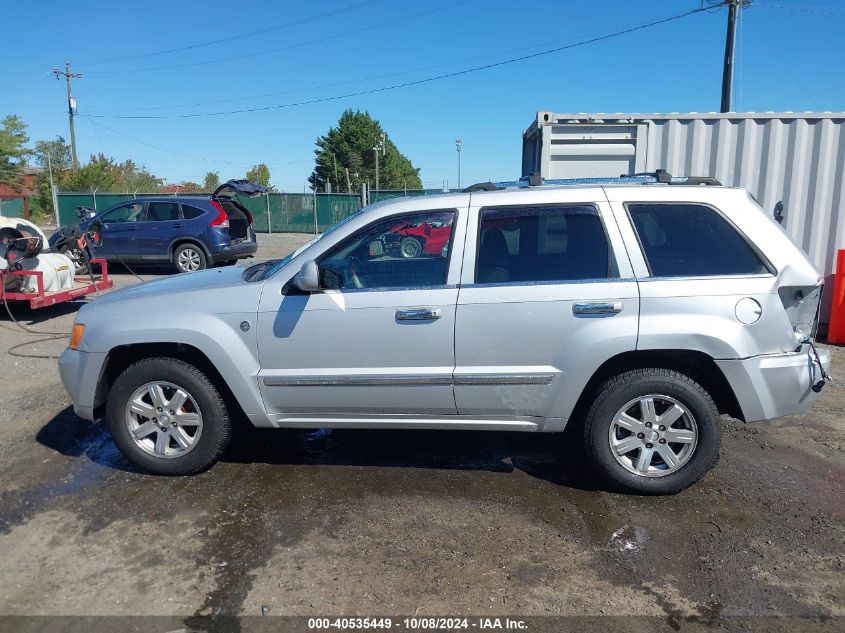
211 179 267 241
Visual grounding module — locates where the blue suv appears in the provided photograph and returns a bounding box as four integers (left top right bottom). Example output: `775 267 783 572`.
50 180 264 273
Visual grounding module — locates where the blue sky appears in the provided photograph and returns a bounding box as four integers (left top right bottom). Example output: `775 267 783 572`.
3 0 843 190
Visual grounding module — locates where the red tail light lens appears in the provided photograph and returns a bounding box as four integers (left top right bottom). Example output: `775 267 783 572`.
209 200 229 228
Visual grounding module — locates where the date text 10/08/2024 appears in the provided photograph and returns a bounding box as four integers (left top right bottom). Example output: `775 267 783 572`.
307 617 529 630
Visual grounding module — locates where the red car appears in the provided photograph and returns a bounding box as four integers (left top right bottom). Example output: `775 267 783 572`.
387 221 452 258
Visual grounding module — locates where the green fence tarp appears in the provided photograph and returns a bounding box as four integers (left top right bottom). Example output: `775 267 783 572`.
55 190 461 232
0 198 25 218
56 192 363 233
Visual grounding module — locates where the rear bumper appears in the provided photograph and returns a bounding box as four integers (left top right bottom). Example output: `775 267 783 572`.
210 239 257 263
716 346 831 422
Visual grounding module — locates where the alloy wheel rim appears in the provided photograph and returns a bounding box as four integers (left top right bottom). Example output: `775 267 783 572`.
124 381 203 459
178 248 201 271
608 394 698 477
400 239 421 258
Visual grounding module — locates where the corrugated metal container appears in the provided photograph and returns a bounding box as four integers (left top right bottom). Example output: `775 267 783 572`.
522 111 845 326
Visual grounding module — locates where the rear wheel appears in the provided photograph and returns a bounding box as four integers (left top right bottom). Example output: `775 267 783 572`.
583 368 721 495
105 358 231 475
174 243 207 273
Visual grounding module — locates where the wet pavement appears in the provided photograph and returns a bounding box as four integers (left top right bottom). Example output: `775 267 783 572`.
0 234 842 628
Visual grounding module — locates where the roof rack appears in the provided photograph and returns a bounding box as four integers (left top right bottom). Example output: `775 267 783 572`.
463 169 722 192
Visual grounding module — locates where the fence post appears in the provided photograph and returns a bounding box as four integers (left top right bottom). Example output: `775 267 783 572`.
313 189 318 235
265 192 272 234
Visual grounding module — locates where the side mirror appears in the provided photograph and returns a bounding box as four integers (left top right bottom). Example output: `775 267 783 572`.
773 201 784 225
292 259 320 292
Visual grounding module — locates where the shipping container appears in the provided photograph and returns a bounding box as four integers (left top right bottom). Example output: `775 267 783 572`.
522 111 845 327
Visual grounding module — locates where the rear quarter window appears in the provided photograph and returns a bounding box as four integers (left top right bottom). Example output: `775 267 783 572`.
626 202 769 277
180 204 206 220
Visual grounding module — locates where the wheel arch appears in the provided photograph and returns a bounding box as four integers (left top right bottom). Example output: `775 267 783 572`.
95 342 249 426
570 349 744 424
169 238 211 263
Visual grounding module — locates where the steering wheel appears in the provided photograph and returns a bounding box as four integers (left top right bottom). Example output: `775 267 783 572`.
347 256 367 289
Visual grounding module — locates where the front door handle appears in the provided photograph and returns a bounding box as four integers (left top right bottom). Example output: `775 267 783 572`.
572 301 623 315
396 307 442 321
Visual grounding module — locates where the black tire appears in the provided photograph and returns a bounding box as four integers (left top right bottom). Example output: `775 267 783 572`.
105 358 231 475
59 244 89 275
173 243 207 273
583 368 721 495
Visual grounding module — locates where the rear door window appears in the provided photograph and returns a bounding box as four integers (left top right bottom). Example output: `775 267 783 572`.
476 205 613 284
145 201 181 221
626 203 769 277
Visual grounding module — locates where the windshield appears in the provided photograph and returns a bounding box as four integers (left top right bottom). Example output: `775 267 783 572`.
241 209 365 283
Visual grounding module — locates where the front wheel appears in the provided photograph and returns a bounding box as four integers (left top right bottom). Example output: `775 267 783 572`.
105 358 231 475
583 368 721 495
174 243 207 273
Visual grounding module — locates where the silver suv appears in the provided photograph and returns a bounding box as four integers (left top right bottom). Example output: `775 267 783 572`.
59 175 831 494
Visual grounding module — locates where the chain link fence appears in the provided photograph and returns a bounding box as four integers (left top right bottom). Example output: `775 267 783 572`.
55 189 461 232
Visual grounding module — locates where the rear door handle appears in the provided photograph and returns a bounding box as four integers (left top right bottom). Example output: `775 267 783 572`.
572 301 623 315
396 308 442 321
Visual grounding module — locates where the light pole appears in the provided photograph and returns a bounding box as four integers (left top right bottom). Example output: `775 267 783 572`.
455 137 462 190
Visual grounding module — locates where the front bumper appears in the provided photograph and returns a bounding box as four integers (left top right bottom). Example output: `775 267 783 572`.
58 348 108 421
716 345 831 422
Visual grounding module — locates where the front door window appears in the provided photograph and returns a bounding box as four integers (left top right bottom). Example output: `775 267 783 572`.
317 210 456 290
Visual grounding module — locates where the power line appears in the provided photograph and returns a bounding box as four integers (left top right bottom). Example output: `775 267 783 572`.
86 24 659 114
81 117 314 169
754 3 845 15
76 0 384 66
81 0 474 75
79 5 710 121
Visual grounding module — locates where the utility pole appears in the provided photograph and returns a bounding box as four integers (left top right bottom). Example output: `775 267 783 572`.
720 0 744 113
345 167 352 194
373 133 385 192
52 62 82 170
455 137 463 189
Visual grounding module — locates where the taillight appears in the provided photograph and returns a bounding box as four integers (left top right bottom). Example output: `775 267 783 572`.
209 200 229 228
779 283 823 344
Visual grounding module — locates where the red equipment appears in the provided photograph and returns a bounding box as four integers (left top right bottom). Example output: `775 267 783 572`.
0 258 113 309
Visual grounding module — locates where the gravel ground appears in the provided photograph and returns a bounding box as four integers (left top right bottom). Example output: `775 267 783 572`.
0 232 842 629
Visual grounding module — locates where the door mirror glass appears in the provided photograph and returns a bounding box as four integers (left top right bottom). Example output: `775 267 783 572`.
293 260 320 292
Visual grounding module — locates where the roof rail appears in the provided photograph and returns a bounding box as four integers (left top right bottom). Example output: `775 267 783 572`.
463 169 721 192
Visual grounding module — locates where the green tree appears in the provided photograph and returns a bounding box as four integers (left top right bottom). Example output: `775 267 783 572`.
203 171 220 191
62 154 121 191
117 159 162 192
310 110 422 193
0 115 31 191
246 163 271 187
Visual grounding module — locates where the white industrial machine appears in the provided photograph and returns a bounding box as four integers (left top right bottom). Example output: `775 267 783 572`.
0 217 76 293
